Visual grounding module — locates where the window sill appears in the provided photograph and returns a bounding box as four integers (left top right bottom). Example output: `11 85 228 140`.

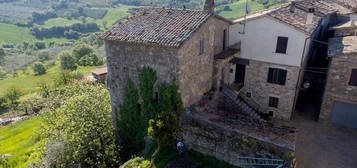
273 52 288 55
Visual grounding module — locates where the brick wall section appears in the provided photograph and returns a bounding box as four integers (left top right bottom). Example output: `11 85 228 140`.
240 60 300 120
320 54 357 121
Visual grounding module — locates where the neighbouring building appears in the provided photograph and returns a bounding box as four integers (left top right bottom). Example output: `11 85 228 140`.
99 1 236 109
91 67 108 83
320 14 357 129
227 0 351 120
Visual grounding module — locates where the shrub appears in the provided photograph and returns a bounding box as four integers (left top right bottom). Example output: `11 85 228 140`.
0 47 5 64
54 70 83 87
72 43 94 62
3 86 23 107
59 51 77 70
32 62 47 76
120 157 151 168
42 84 119 167
18 93 46 115
78 53 103 66
37 51 50 62
0 67 6 79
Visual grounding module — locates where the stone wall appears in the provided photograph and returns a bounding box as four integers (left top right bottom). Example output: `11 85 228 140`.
105 17 224 108
213 18 230 55
105 41 179 109
240 60 300 120
180 113 295 167
177 17 217 107
320 54 357 121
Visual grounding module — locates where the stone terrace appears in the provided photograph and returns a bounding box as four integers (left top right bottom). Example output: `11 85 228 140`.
184 93 297 151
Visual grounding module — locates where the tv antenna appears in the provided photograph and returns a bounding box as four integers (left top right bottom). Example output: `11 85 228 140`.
239 0 250 34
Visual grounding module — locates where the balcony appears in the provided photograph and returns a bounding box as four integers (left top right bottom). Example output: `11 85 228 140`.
214 42 241 60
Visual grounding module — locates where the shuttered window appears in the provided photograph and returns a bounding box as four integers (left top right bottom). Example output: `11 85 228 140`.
199 39 205 55
276 36 288 54
267 68 287 85
269 97 279 108
349 69 357 86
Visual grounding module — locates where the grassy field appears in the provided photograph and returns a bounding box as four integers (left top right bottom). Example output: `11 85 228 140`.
36 18 82 28
34 5 134 31
0 23 36 44
217 0 266 19
0 117 43 168
0 63 100 95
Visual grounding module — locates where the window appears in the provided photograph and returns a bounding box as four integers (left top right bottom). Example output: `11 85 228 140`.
267 68 287 85
199 39 205 55
268 97 279 108
276 36 288 54
246 92 252 98
223 29 227 50
349 69 357 86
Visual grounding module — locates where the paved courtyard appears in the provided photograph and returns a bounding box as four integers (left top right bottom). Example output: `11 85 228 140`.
292 113 357 168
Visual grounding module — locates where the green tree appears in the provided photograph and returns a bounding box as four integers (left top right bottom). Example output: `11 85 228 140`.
32 62 47 75
148 83 184 166
139 67 158 126
0 67 6 78
42 84 119 167
72 43 94 62
0 47 5 64
54 70 83 87
78 52 103 66
4 86 23 107
117 80 144 159
59 51 77 70
37 51 50 62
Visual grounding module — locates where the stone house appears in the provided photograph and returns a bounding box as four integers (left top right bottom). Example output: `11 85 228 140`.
320 17 357 129
227 0 351 120
99 1 236 109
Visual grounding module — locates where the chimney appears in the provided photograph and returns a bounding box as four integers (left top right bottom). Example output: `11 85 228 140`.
290 2 296 13
204 0 215 13
306 8 315 25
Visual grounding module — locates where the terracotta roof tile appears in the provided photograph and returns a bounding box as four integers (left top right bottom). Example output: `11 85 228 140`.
99 8 212 47
267 0 351 34
268 6 322 34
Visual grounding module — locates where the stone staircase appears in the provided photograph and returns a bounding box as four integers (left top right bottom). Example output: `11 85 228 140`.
221 86 265 123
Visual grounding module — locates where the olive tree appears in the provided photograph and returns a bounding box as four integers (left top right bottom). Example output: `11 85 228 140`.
32 62 47 75
59 51 77 71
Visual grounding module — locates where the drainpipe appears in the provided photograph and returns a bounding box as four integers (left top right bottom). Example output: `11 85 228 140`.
290 35 311 120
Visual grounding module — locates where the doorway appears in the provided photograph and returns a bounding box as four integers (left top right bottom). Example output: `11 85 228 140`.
235 64 246 84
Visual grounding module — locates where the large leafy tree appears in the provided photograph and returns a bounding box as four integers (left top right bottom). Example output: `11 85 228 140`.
42 83 119 167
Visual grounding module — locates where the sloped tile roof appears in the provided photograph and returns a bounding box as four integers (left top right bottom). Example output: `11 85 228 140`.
332 0 357 10
328 36 357 57
268 6 322 34
99 8 212 47
295 0 352 15
268 0 351 34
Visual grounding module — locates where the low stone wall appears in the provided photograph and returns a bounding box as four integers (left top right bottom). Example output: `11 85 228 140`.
180 113 296 167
